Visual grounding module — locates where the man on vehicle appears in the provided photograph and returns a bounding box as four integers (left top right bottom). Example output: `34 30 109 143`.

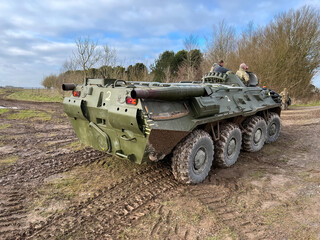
210 60 229 73
236 63 250 85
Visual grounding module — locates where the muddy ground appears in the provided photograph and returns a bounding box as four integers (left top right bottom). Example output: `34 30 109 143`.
0 95 320 240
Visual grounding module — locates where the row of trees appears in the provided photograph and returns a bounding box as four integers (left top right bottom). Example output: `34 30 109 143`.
43 5 320 99
42 63 150 89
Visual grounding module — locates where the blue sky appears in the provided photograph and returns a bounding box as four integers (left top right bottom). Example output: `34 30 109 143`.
0 0 319 88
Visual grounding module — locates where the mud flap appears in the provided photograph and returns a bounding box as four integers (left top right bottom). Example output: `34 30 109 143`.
89 122 111 152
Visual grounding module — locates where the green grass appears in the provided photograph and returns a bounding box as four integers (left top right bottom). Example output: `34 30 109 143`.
249 170 265 179
0 156 19 167
50 177 83 200
0 123 11 129
6 89 63 103
7 110 51 121
292 101 320 107
36 176 84 205
0 109 9 114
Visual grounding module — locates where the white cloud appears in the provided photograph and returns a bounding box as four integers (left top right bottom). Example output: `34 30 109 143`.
7 47 35 56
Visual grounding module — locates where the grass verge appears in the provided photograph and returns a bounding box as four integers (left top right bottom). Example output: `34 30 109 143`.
292 101 320 107
7 110 51 121
5 89 63 103
0 123 11 129
0 109 9 114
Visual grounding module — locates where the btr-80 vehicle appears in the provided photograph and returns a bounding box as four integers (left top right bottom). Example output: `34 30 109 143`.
62 71 282 184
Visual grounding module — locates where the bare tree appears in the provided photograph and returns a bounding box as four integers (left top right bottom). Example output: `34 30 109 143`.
62 57 76 72
73 36 102 78
205 20 236 70
184 34 199 51
99 45 118 78
59 57 82 86
182 34 201 81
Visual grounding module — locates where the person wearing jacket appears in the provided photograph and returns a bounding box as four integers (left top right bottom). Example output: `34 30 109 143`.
236 63 250 85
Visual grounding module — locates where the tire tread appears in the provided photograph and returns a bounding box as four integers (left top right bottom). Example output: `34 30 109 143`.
171 130 213 184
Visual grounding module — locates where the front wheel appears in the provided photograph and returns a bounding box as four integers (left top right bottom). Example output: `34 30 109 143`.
171 130 214 184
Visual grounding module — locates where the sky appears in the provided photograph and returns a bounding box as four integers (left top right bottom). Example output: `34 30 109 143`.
0 0 319 88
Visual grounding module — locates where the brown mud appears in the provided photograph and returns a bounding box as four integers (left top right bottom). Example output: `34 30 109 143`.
0 96 319 240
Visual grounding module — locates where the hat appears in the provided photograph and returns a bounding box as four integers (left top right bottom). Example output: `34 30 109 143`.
240 63 248 70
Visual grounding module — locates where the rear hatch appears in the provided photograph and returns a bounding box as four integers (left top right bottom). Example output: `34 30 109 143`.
63 79 149 163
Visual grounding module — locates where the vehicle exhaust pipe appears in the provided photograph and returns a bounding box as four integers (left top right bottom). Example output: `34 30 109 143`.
62 83 76 91
131 86 208 101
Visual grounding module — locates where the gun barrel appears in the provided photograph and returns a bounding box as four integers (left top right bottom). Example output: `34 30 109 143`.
131 86 207 101
62 83 76 91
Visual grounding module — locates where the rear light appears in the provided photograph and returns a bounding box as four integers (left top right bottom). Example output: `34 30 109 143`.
126 97 137 105
73 91 81 97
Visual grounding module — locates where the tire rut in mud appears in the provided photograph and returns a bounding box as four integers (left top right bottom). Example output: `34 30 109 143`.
0 111 107 239
148 203 190 238
23 162 180 239
0 147 107 240
1 148 104 185
190 176 272 239
0 187 28 239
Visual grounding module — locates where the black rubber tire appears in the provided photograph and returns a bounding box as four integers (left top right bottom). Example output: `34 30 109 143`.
242 116 267 152
265 112 281 143
215 123 242 168
171 130 214 184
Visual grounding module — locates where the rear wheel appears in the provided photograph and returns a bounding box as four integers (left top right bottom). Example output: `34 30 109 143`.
171 130 213 184
215 123 242 168
242 116 267 152
266 112 281 143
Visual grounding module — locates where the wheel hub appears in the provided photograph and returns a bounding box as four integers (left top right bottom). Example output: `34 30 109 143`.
227 138 236 156
269 123 276 136
194 147 207 172
254 129 262 143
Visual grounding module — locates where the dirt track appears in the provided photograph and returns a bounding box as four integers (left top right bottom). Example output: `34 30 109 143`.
0 97 320 240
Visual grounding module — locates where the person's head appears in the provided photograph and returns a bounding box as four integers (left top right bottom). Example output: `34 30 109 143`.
218 60 224 67
240 63 248 70
212 63 218 68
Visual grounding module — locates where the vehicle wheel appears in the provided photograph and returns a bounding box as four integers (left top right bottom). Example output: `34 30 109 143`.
171 129 214 184
215 123 242 168
242 116 267 152
265 112 281 143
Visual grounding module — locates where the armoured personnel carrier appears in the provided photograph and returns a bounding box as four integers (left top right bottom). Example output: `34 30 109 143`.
62 71 282 184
